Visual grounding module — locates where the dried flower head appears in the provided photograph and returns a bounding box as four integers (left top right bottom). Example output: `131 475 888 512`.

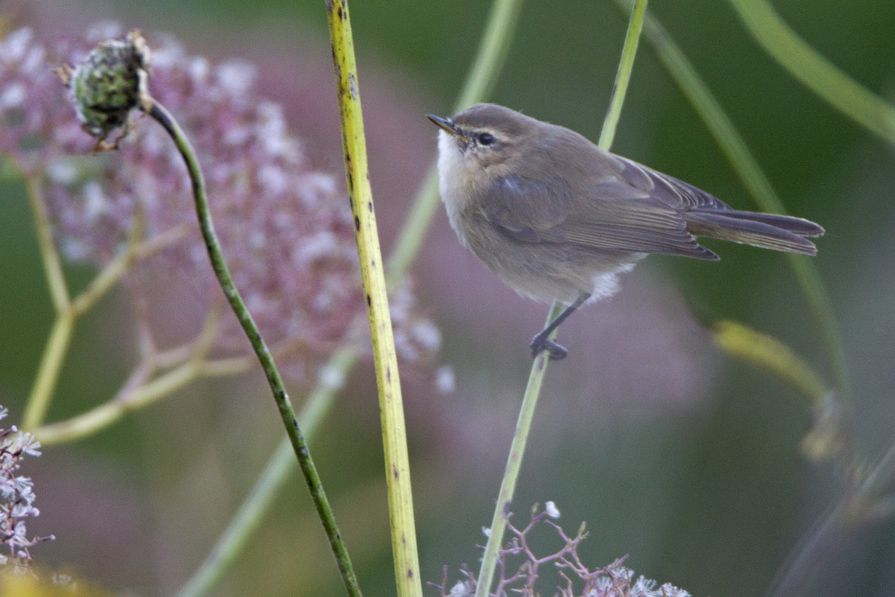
435 503 691 597
59 29 151 147
0 407 53 569
0 24 438 381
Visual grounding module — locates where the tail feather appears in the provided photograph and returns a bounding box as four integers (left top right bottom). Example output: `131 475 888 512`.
717 209 825 237
685 209 822 256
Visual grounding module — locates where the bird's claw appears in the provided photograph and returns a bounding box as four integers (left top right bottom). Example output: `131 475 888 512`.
529 334 568 360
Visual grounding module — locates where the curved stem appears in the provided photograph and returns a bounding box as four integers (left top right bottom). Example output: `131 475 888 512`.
632 7 850 402
177 345 360 597
34 358 200 446
712 320 828 407
474 1 650 594
727 0 895 145
146 100 360 596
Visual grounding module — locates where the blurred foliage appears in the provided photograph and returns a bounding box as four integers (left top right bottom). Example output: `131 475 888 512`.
2 1 894 596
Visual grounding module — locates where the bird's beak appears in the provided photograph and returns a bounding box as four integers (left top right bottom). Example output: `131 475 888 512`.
426 113 461 137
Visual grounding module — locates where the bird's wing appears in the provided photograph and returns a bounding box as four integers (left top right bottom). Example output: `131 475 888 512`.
611 153 731 212
480 173 719 260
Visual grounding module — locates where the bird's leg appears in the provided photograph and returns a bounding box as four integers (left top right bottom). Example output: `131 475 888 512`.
529 292 590 360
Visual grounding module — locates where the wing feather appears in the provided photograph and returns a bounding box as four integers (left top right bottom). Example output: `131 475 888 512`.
478 174 719 260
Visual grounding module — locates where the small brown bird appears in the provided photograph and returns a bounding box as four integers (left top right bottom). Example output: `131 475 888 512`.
427 103 824 360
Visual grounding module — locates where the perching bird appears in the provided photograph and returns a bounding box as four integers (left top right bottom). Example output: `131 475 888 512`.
427 103 824 360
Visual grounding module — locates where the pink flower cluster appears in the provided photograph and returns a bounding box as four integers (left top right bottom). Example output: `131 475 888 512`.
0 24 439 379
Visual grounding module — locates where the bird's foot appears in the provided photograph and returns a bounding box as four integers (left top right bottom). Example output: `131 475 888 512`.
529 333 568 360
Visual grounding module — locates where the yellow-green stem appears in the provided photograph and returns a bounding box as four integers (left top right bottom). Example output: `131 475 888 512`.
474 1 649 593
598 0 649 149
712 320 827 407
34 357 199 446
22 174 71 429
70 209 144 316
176 0 524 592
325 1 418 593
25 175 69 312
22 171 160 429
23 315 73 430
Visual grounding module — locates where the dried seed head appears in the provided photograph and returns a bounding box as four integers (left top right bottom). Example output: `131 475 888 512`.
63 29 151 146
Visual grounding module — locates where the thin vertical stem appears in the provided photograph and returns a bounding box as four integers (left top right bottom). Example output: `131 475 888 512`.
474 2 650 594
24 175 69 313
147 100 360 596
176 0 525 591
325 1 419 594
22 175 73 429
22 316 73 430
598 0 648 150
475 302 563 597
387 0 524 288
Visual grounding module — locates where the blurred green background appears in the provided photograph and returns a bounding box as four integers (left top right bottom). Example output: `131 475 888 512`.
2 1 895 595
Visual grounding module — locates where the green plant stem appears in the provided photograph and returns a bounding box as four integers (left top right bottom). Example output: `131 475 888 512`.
22 174 143 429
474 2 649 594
175 0 524 593
325 1 418 593
25 175 69 312
630 7 850 402
21 163 174 430
474 303 562 596
23 316 73 430
70 209 144 316
22 174 72 429
34 350 225 446
598 0 648 149
387 0 523 288
177 346 359 597
147 100 360 596
727 0 895 145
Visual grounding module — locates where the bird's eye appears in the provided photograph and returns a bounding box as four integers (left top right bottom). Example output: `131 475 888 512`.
477 132 496 146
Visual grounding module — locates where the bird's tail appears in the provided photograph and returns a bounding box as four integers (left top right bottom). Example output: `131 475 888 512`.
685 208 825 256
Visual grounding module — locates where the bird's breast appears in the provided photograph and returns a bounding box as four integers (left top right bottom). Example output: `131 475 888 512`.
437 132 478 246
